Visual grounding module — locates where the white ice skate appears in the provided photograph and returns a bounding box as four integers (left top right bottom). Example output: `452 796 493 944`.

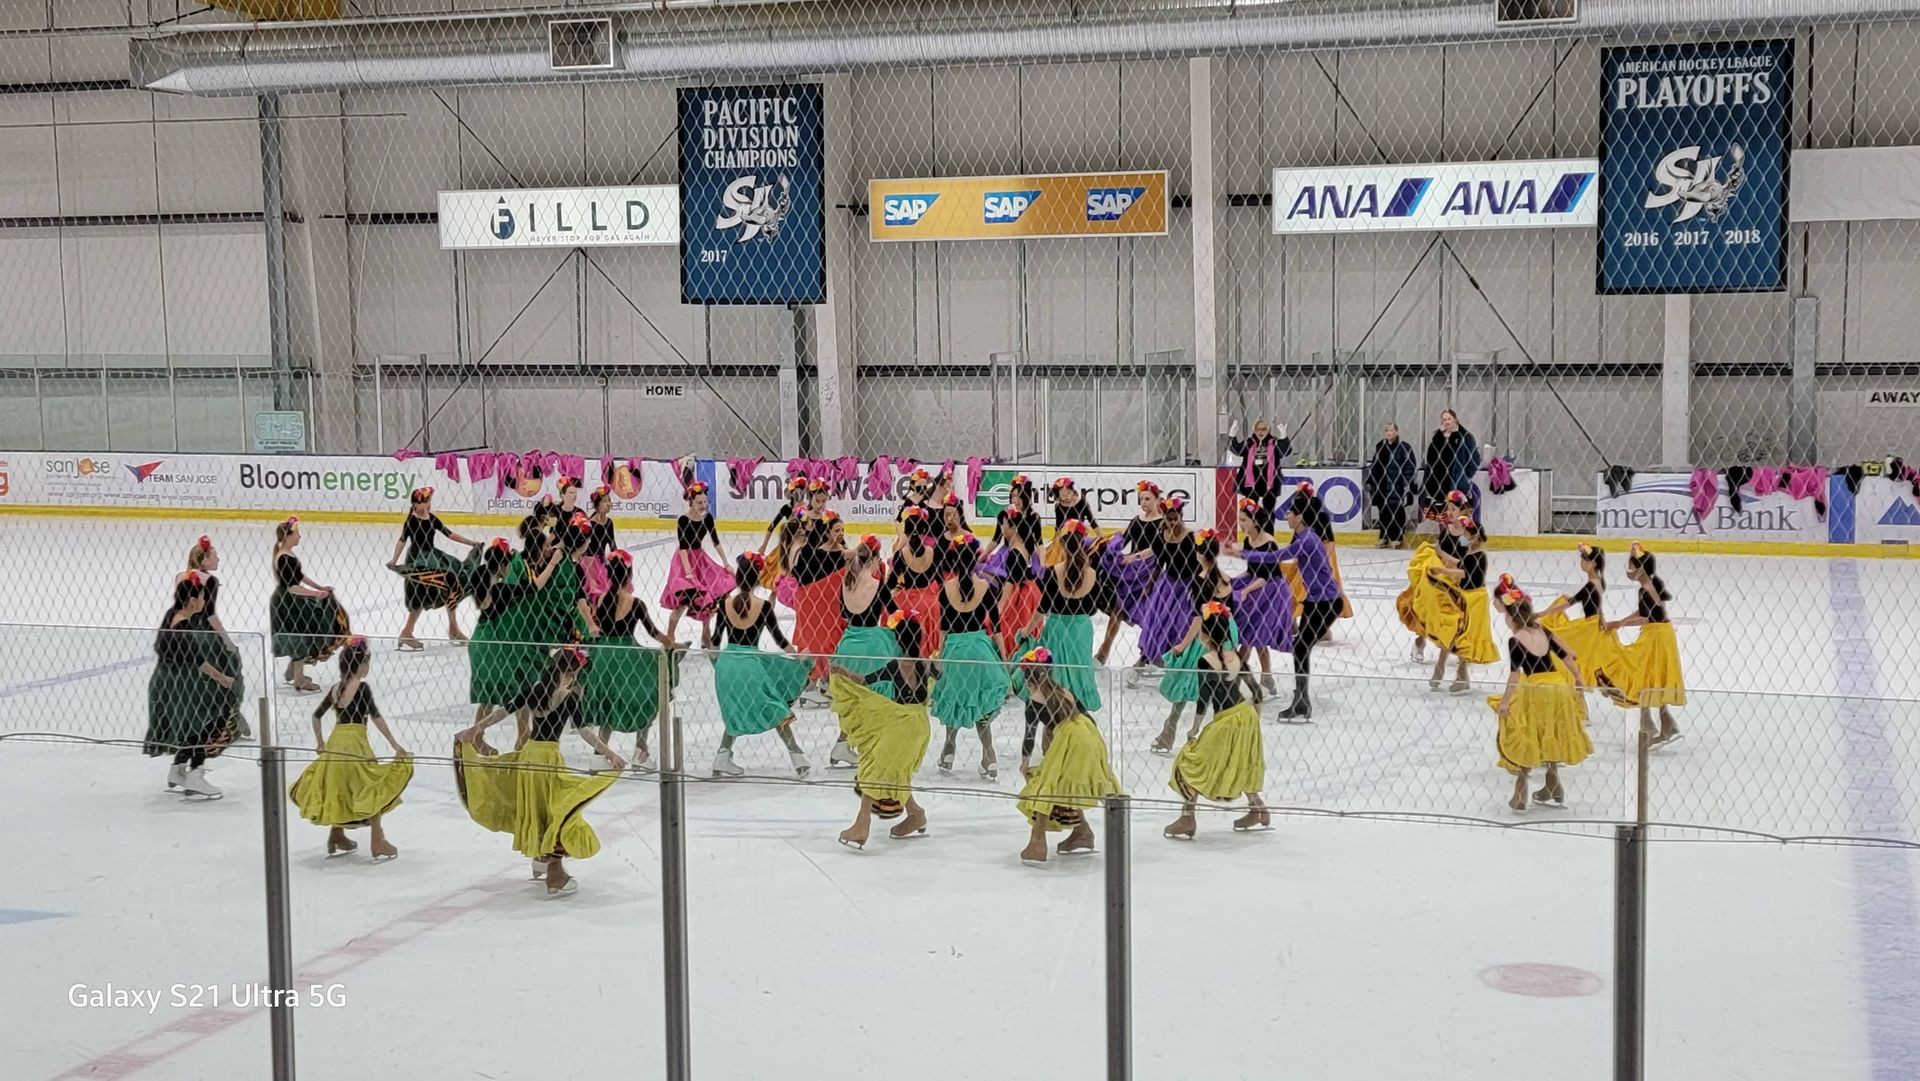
790 749 813 778
979 762 999 782
544 877 578 899
711 748 745 778
531 858 548 880
629 748 655 774
1410 639 1426 663
166 762 187 791
829 739 859 769
179 767 223 799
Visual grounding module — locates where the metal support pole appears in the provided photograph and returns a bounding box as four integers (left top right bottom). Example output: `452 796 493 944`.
1788 297 1819 464
257 695 296 1081
1613 822 1647 1081
373 359 384 453
659 650 691 1081
259 93 293 412
417 354 431 453
1104 795 1132 1081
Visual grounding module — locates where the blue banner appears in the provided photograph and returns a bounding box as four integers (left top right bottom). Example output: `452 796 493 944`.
679 83 825 305
1598 39 1792 294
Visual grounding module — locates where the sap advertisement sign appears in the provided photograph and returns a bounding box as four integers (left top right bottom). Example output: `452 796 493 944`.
869 172 1169 242
1271 160 1596 234
1598 39 1792 294
438 186 678 249
679 83 825 305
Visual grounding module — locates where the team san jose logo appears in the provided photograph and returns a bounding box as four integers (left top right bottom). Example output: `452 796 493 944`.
715 173 792 243
1644 143 1746 223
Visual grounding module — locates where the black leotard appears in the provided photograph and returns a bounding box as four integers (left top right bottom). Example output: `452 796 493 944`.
598 595 663 641
791 542 845 586
275 553 304 590
1508 635 1569 676
507 683 584 743
1196 661 1249 716
401 513 450 558
1459 551 1488 591
994 509 1042 554
1240 538 1279 580
1054 501 1098 531
1570 582 1603 619
940 580 1000 635
1637 584 1670 623
475 580 532 626
720 598 791 649
842 579 892 627
1438 532 1466 560
1039 569 1104 615
676 515 718 551
586 518 617 559
1149 532 1203 586
887 545 940 591
1122 517 1159 552
315 682 379 725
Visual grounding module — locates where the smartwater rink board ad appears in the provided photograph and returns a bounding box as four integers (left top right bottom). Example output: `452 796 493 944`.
1598 39 1792 294
678 84 825 305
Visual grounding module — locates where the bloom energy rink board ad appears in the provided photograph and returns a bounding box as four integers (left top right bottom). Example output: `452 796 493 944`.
1598 39 1792 294
679 83 825 304
869 172 1168 241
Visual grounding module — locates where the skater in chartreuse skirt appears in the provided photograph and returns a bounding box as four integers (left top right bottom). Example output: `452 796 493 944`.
829 611 936 850
583 550 680 772
932 535 1010 780
1539 543 1626 691
828 535 894 769
289 637 412 861
456 647 626 898
1488 584 1592 813
710 553 814 779
1164 602 1271 840
1016 650 1123 866
388 486 482 650
1604 545 1687 747
145 572 239 799
271 518 350 693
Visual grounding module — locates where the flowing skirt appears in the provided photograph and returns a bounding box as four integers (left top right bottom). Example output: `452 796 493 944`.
889 582 944 656
996 580 1042 658
931 630 1009 730
582 635 679 733
983 546 1043 581
659 548 735 620
1100 536 1156 623
1608 622 1688 709
1036 613 1102 711
142 658 235 759
270 587 351 662
713 644 810 737
289 724 413 826
1157 621 1242 703
1280 542 1354 620
1539 603 1625 689
1231 575 1294 651
468 605 547 707
830 675 932 810
1396 544 1457 639
1489 667 1593 771
454 740 617 860
1017 714 1123 829
1136 573 1197 662
834 625 901 699
395 547 472 612
792 570 849 680
1422 583 1499 665
1170 701 1266 801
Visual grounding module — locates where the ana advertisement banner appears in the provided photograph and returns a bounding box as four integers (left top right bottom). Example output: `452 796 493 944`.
1598 39 1793 294
974 467 1207 527
1594 471 1838 543
678 83 825 305
438 185 679 250
869 171 1170 242
1270 160 1597 234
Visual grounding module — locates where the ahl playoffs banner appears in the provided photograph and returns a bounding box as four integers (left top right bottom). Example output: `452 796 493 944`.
678 83 826 305
1598 39 1792 294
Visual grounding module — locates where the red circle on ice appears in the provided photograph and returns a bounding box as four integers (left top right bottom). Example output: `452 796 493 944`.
1479 963 1603 997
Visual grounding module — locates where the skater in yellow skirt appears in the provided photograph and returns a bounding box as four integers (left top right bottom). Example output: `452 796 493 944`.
1015 650 1122 865
455 647 626 898
1425 515 1499 693
1604 545 1687 746
1539 543 1625 690
1400 490 1472 663
829 611 935 850
1488 586 1592 813
289 637 413 861
1163 605 1270 839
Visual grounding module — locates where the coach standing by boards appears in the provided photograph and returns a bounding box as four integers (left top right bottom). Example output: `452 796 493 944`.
1367 423 1418 549
1421 409 1481 515
1228 418 1293 518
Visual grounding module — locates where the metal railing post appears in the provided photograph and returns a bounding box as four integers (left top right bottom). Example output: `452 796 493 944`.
659 648 691 1081
1614 821 1646 1081
1104 794 1132 1081
257 695 296 1081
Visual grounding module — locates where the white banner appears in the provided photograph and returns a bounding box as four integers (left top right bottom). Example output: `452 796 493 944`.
438 185 679 250
469 458 707 521
978 466 1210 527
1850 477 1920 545
1595 472 1834 543
1272 158 1597 234
719 461 949 527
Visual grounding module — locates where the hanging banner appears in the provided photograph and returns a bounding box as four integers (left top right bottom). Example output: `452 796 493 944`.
1270 159 1596 234
868 171 1169 242
1598 39 1793 294
437 185 679 249
678 83 826 305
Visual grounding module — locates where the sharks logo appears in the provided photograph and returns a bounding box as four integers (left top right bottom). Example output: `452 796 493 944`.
1643 144 1745 223
715 173 793 243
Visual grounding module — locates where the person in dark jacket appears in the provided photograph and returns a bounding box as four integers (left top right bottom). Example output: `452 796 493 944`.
1367 423 1419 548
1422 409 1481 514
1228 418 1293 517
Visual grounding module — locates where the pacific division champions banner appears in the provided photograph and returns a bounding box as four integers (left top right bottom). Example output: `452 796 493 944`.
679 84 825 305
1598 39 1792 294
869 172 1168 242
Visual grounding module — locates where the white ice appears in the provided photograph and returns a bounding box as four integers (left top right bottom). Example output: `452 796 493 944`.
1 517 1917 1080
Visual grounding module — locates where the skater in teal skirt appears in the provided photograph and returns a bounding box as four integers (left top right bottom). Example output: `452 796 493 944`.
584 550 679 771
1023 518 1105 712
932 536 1009 780
710 554 814 778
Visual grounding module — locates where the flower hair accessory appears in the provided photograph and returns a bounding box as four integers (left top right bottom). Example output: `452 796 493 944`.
882 609 914 630
1019 646 1053 666
1163 496 1186 514
1446 489 1467 506
1191 528 1217 546
1051 477 1075 491
346 634 367 650
822 510 842 523
1201 600 1232 618
860 534 882 552
1135 480 1161 495
807 478 830 492
558 475 579 491
1012 473 1030 487
1577 542 1593 557
591 485 610 502
196 535 212 551
411 486 433 501
787 476 809 493
911 468 932 483
942 494 960 507
901 506 929 521
684 481 709 497
742 551 767 570
1236 496 1259 513
609 548 632 565
185 571 204 587
1060 518 1090 537
569 512 591 531
557 645 591 670
1296 481 1316 497
1458 515 1478 533
487 537 511 552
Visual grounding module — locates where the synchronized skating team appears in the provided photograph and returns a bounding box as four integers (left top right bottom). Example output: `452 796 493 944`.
140 468 1688 897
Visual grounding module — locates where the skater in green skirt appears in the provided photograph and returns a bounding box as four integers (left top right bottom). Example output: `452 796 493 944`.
932 537 1009 780
828 535 895 769
145 574 239 798
271 518 350 693
584 550 680 771
1024 519 1105 711
467 537 564 741
387 486 481 651
710 554 814 778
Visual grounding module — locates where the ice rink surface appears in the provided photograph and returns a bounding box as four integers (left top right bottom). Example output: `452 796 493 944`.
1 516 1917 1080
